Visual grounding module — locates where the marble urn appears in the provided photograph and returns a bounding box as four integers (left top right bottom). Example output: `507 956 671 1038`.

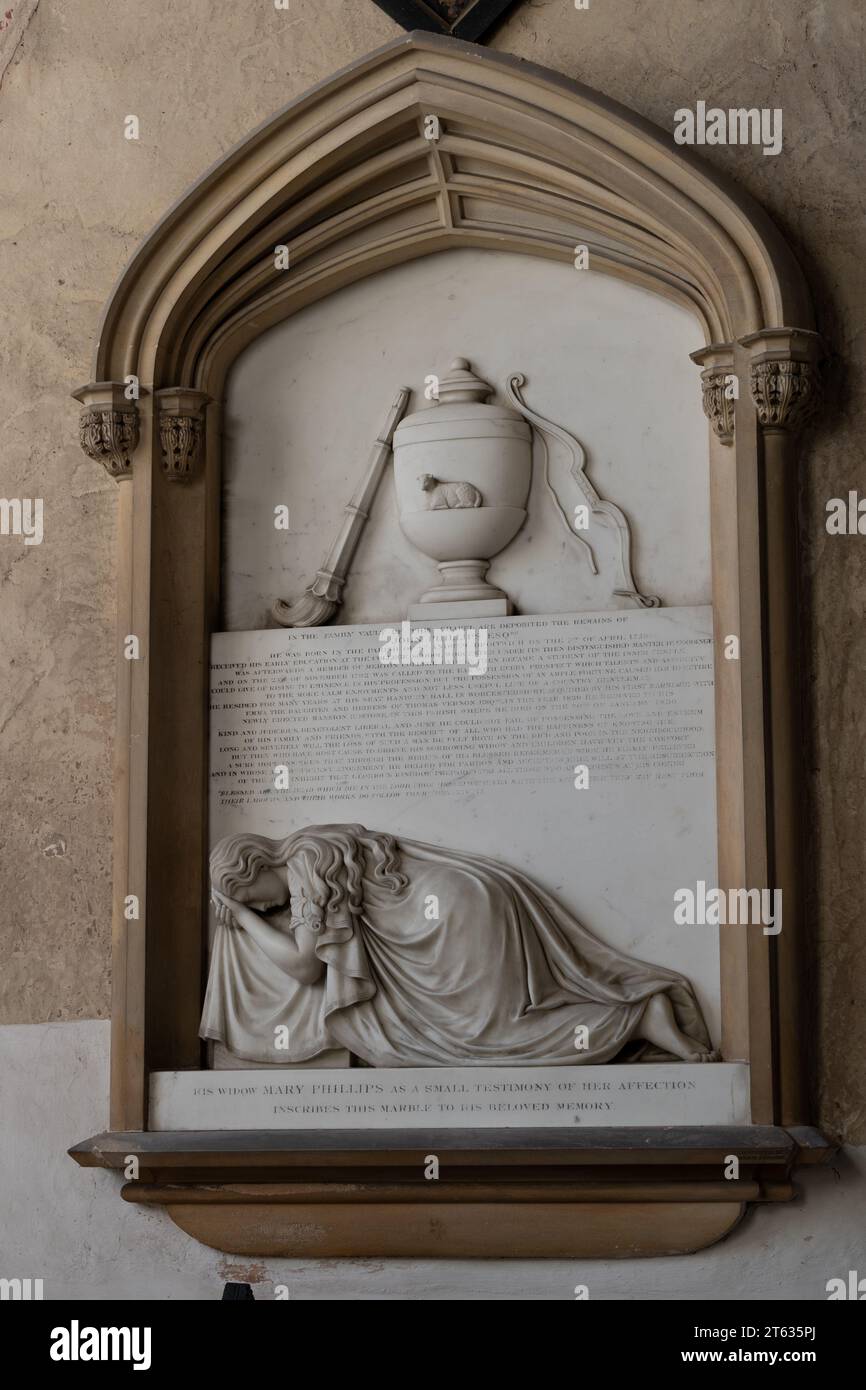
392 357 532 615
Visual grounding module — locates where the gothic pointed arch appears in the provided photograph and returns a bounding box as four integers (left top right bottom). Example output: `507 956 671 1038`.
86 31 812 402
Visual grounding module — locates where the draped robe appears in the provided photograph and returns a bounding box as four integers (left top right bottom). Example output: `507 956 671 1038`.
200 835 711 1065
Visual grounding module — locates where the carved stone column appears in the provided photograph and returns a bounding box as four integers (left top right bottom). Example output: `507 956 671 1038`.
690 342 737 445
156 388 211 481
72 381 141 480
740 326 824 1128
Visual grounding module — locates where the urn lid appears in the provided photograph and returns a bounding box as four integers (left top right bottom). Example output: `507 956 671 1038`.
435 357 494 405
394 357 527 441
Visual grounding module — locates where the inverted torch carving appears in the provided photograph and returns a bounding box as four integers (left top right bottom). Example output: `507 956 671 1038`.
272 388 410 627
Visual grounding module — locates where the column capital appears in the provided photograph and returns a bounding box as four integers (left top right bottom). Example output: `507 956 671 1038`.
690 341 737 445
72 381 143 481
739 328 824 434
156 388 211 482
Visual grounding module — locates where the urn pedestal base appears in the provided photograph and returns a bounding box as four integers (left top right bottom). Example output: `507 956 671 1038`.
408 558 513 619
408 598 512 620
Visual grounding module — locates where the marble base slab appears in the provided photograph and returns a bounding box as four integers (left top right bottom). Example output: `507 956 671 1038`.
150 1063 750 1131
210 1043 351 1071
407 598 511 619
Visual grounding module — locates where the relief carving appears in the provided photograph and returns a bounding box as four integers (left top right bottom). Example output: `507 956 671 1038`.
749 358 820 432
273 356 662 622
72 382 141 480
739 328 824 434
203 824 716 1068
159 413 202 481
272 387 410 626
419 474 483 509
78 406 138 480
394 359 531 612
156 388 211 481
698 369 737 445
506 373 661 609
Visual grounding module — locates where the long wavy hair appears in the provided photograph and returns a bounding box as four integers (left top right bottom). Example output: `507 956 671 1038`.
209 823 407 926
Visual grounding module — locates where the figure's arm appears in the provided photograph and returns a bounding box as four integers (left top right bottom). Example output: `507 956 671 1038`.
212 891 325 986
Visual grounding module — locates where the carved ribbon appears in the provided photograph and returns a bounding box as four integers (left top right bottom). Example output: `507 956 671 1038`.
505 374 661 609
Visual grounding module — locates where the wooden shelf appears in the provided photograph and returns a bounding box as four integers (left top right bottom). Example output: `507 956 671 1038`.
68 1125 832 1257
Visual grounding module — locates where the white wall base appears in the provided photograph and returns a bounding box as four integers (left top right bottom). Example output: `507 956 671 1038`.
2 1021 862 1301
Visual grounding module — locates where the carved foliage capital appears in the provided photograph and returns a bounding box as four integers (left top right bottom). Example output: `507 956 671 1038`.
156 388 211 482
159 414 203 481
73 382 140 480
749 358 820 433
690 343 736 446
79 406 139 479
699 370 737 445
740 328 824 434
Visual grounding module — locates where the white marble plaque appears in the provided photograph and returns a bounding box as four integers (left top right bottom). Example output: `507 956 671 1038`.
151 1063 749 1131
211 609 716 822
210 606 721 1040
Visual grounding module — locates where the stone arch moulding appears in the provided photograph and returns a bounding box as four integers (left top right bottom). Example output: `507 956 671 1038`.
70 32 831 1259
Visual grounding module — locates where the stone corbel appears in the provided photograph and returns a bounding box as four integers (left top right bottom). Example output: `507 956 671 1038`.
690 342 737 446
156 388 211 482
739 328 824 434
72 381 142 480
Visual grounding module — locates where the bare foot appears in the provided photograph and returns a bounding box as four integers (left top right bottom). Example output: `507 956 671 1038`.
638 993 718 1062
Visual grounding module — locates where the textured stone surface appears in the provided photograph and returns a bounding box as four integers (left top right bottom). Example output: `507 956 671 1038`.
0 0 863 1142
